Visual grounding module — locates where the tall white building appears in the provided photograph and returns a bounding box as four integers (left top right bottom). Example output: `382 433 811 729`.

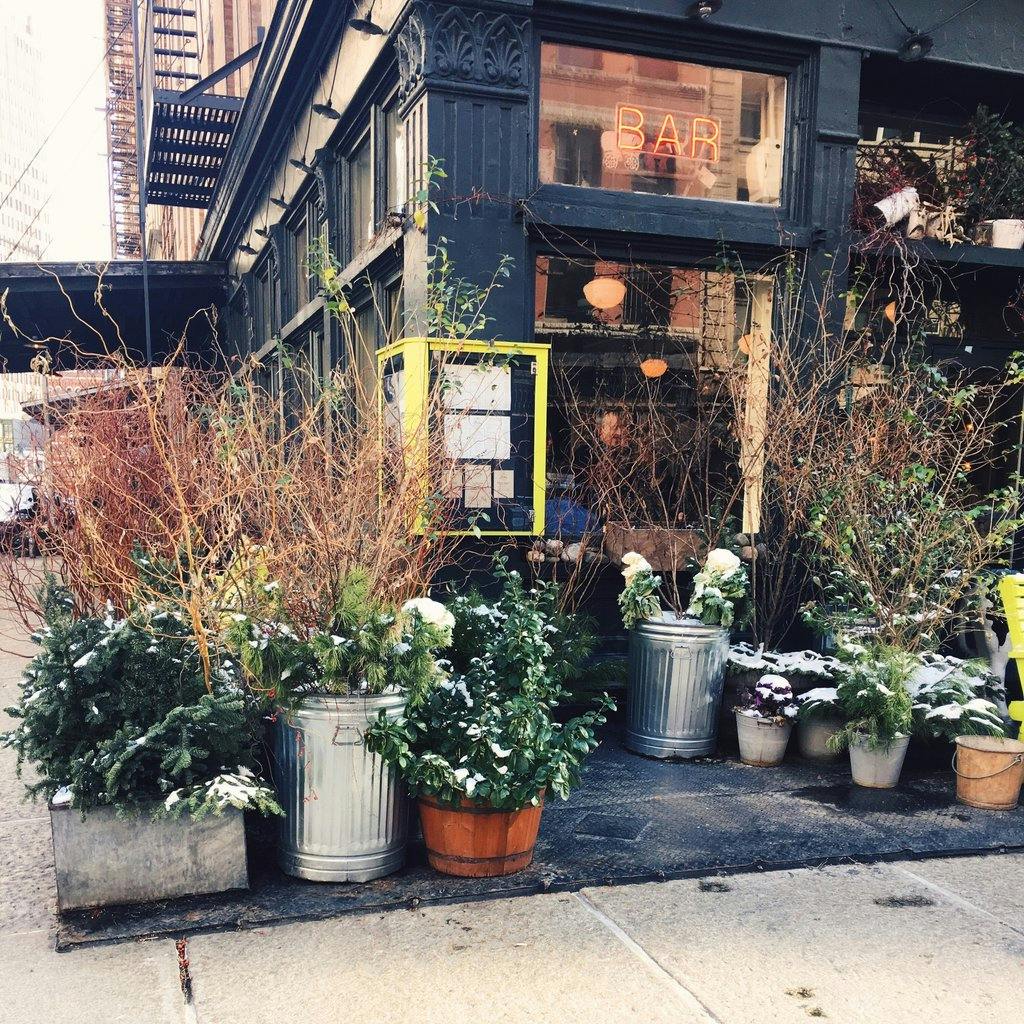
0 12 51 262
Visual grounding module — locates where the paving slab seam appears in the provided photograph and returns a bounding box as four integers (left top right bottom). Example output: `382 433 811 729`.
573 890 723 1024
888 863 1024 939
52 843 1024 952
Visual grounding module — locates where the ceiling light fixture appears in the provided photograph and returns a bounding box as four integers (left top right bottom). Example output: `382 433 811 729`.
898 29 933 61
289 157 314 174
640 357 669 379
686 0 722 19
312 101 341 120
583 276 626 310
238 242 258 256
270 195 289 209
349 1 385 35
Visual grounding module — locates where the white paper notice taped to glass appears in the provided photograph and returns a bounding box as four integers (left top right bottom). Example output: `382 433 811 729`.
445 414 512 461
442 364 512 412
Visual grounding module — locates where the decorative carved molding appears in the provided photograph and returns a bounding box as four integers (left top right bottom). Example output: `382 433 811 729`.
239 276 256 345
396 3 529 100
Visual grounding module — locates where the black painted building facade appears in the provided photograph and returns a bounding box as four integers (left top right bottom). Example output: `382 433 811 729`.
189 0 1024 527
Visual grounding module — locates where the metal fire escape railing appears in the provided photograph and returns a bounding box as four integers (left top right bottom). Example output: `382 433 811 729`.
104 0 142 257
143 4 262 210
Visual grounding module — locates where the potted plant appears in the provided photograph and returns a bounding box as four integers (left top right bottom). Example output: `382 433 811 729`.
227 575 453 882
734 674 799 766
365 559 612 877
618 548 749 758
2 579 280 911
906 651 1006 769
958 107 1024 248
828 645 915 788
796 686 843 762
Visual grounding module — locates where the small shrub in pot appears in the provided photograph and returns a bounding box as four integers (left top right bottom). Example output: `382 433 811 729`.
829 645 915 788
365 558 613 877
734 674 799 767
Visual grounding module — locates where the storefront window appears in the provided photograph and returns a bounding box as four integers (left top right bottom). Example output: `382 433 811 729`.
535 255 773 370
349 135 373 257
539 44 786 204
384 102 405 216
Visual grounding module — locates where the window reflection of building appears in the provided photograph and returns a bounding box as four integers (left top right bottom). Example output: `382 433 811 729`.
539 44 786 205
536 256 774 478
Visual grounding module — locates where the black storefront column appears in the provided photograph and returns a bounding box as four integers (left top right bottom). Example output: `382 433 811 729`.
801 44 862 346
394 0 534 342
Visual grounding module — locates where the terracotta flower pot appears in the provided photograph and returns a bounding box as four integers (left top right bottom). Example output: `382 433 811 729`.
417 792 545 877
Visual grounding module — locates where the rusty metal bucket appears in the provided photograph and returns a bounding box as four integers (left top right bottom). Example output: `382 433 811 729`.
953 735 1024 810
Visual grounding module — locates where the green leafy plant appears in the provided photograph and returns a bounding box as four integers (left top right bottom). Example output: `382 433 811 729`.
364 558 613 809
686 548 750 628
828 644 915 753
2 578 279 819
223 571 453 705
907 652 1005 742
617 552 662 630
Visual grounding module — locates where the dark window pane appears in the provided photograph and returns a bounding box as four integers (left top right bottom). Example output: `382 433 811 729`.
349 136 373 256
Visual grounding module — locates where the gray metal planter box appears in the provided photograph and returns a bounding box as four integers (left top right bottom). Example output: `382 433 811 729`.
49 803 249 912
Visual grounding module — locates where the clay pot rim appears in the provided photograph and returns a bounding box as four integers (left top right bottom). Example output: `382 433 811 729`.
418 789 546 814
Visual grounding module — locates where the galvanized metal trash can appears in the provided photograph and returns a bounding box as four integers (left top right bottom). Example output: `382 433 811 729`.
625 614 729 758
274 692 410 882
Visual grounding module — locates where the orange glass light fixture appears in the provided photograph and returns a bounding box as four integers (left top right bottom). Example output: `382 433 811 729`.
640 357 668 379
583 276 626 310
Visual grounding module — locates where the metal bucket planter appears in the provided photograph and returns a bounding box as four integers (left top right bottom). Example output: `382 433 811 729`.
797 715 843 762
274 692 410 882
626 614 729 758
736 713 792 766
848 732 910 789
953 735 1024 810
49 802 248 912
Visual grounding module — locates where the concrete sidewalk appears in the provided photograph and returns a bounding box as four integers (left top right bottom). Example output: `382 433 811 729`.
3 597 1023 1023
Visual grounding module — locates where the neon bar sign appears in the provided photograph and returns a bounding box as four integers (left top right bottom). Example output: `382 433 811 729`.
615 105 721 161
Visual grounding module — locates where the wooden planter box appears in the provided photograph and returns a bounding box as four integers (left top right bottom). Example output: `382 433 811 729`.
49 802 249 912
603 523 702 572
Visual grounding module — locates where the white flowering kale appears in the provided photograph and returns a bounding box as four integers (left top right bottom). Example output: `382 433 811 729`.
365 557 613 810
686 548 749 628
617 552 663 630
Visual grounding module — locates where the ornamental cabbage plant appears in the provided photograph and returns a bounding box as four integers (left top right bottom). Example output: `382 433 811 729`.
734 674 800 723
617 552 662 630
687 548 750 628
364 558 614 810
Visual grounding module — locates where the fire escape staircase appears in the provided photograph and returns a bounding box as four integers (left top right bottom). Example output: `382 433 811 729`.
145 4 263 209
